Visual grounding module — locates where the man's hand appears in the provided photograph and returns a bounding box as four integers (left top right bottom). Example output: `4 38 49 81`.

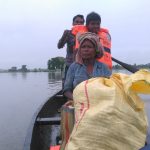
62 30 70 42
58 30 70 48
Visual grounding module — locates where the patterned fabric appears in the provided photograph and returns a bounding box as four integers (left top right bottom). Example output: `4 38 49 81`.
75 32 104 64
63 60 111 92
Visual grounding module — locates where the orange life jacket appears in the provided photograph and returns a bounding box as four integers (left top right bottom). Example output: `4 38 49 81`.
71 25 112 69
50 145 60 150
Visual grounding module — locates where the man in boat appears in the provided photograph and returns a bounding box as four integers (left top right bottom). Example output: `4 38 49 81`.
72 12 112 70
57 14 85 80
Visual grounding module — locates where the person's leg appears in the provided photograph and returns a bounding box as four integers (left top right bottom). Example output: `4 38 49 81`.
64 65 69 80
62 65 69 89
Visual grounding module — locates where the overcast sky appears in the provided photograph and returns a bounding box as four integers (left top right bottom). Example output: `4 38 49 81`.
0 0 150 69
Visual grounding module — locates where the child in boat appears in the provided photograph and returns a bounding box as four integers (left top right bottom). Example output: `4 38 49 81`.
57 14 85 79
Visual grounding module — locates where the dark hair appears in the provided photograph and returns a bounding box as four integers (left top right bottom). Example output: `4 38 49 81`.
86 12 101 25
73 14 85 23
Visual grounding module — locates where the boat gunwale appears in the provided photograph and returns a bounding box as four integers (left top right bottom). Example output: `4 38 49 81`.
23 90 62 150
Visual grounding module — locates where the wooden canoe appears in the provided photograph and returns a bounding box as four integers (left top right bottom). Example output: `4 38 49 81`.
24 90 67 150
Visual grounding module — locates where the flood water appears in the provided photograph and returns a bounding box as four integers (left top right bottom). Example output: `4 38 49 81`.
0 72 62 150
0 70 149 150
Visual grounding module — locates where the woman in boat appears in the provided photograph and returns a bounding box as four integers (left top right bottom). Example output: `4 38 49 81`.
63 32 112 100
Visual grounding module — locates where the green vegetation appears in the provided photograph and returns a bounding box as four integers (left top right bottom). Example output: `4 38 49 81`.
113 63 150 70
47 57 65 70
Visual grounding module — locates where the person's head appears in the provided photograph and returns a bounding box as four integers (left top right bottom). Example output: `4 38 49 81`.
72 14 85 26
76 32 103 63
86 12 101 34
80 38 96 60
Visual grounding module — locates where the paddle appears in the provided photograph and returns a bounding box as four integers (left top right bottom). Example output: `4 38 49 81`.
112 57 139 73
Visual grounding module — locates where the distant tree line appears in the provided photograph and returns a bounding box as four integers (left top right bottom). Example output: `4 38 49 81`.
47 57 65 70
113 63 150 70
47 56 150 71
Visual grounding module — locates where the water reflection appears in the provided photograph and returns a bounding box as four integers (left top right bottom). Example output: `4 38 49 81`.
47 72 62 93
10 72 17 79
9 72 27 80
21 72 27 79
48 72 62 82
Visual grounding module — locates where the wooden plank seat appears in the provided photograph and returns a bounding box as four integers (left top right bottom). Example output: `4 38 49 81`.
36 117 61 125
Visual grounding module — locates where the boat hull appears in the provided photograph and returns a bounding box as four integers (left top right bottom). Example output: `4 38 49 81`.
24 90 67 150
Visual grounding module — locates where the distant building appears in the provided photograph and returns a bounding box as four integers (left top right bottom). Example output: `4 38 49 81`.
21 65 28 71
8 67 17 72
8 65 28 72
18 65 28 72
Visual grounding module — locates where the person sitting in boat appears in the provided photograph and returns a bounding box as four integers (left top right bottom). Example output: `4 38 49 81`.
63 32 111 100
57 14 85 80
72 12 112 70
